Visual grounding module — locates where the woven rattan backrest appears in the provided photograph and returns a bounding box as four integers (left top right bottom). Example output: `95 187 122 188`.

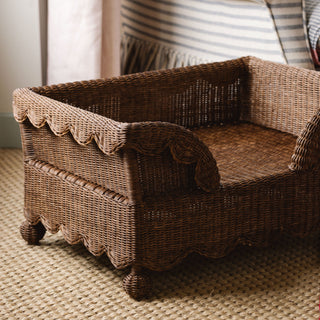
31 58 247 128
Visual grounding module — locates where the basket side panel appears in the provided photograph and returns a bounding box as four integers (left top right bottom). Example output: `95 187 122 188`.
135 150 197 197
25 121 129 197
24 160 136 269
135 171 320 271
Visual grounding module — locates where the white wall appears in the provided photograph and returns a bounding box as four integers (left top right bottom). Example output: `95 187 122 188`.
0 0 42 147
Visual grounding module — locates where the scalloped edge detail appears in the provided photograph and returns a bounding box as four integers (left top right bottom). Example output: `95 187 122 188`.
25 215 318 272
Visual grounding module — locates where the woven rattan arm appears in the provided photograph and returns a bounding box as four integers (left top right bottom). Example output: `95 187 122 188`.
13 88 127 154
290 111 320 170
125 122 220 192
13 88 220 193
243 56 320 171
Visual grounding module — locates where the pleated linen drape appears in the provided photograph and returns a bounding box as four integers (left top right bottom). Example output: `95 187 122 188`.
47 0 120 85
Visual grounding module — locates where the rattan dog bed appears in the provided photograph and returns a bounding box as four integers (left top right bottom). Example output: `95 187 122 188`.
13 56 320 300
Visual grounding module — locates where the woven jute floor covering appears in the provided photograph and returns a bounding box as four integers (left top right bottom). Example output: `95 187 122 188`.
1 148 319 320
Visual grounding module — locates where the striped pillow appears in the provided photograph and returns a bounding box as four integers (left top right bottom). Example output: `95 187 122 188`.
305 0 320 49
266 0 314 69
304 0 320 65
121 0 315 73
121 0 286 73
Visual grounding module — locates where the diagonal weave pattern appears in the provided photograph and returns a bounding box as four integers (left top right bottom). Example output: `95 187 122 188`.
0 148 319 320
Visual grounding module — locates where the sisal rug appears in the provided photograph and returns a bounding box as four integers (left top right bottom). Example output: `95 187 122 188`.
0 149 319 320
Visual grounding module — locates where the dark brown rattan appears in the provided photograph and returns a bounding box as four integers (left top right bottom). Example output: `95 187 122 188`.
13 56 320 300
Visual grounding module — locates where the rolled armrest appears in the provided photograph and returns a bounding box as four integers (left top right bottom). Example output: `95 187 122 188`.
290 111 320 171
125 122 220 192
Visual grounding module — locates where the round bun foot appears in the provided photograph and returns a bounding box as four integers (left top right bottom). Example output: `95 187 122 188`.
20 220 46 245
123 266 152 300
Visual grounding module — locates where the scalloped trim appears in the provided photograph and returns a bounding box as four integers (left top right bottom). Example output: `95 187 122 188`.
29 215 133 269
13 88 127 155
26 215 318 272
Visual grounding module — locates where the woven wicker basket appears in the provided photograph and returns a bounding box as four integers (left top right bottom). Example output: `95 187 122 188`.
13 56 320 300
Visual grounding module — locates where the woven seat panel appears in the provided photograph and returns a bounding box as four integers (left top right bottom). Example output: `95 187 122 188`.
192 123 297 185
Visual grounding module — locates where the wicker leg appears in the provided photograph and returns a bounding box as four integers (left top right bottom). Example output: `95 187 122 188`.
122 265 152 300
20 220 46 245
